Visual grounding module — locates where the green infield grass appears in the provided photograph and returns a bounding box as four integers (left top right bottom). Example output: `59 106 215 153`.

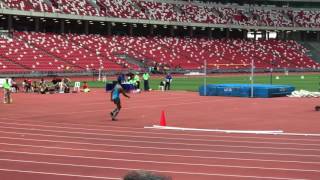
87 73 320 92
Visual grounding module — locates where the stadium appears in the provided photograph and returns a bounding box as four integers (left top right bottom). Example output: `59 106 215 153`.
0 0 320 179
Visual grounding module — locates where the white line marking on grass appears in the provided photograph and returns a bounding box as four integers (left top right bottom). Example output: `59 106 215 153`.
146 125 320 137
0 125 320 147
1 150 320 173
0 159 310 180
0 168 120 179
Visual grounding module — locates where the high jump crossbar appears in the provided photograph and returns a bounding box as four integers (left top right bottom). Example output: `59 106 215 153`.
203 60 255 98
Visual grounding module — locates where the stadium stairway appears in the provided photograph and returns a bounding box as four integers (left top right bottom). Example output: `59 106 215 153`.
300 41 320 64
260 41 301 69
114 36 155 65
0 54 31 72
114 53 148 69
152 37 203 67
225 40 270 67
87 0 99 9
65 35 140 70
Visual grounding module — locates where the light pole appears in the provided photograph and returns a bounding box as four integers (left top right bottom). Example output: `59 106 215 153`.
204 59 207 96
250 58 254 98
270 51 277 85
270 61 274 85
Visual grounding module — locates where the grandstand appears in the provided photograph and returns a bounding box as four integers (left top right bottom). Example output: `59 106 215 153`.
1 1 320 180
0 0 320 76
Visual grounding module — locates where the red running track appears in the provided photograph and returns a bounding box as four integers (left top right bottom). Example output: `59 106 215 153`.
0 89 319 180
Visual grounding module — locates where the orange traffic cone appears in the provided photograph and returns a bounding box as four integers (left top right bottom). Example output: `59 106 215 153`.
160 110 166 126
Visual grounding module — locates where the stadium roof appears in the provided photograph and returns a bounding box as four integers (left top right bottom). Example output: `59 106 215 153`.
266 0 320 2
193 0 320 2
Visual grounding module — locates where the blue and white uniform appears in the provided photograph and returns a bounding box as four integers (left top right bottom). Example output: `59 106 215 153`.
112 84 121 101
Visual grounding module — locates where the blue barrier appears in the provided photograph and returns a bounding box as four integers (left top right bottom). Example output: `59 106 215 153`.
106 83 135 92
199 84 295 98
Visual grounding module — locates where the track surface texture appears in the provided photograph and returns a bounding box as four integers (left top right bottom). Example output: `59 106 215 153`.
0 89 319 180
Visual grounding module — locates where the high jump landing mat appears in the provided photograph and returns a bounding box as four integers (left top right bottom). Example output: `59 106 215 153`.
199 84 295 98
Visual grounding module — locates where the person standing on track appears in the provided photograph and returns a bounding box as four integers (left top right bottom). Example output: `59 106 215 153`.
164 73 172 90
134 72 141 91
143 71 150 91
3 78 12 104
110 80 130 121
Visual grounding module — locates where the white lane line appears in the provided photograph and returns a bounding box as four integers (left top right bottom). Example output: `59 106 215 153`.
0 118 147 131
1 140 320 165
147 125 320 137
0 168 120 179
2 142 320 166
0 158 309 180
0 125 319 148
0 119 319 143
1 130 320 153
1 137 320 158
146 125 283 134
1 150 320 173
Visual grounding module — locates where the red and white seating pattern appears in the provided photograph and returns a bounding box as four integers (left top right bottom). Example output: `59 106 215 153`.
97 0 146 19
2 0 53 12
0 34 69 71
64 34 139 70
17 31 126 71
2 0 320 28
229 39 317 69
291 10 320 28
50 0 99 16
0 31 318 72
0 57 26 72
86 35 319 70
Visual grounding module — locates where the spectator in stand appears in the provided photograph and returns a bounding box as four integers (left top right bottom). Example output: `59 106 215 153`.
164 73 173 90
143 71 150 91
